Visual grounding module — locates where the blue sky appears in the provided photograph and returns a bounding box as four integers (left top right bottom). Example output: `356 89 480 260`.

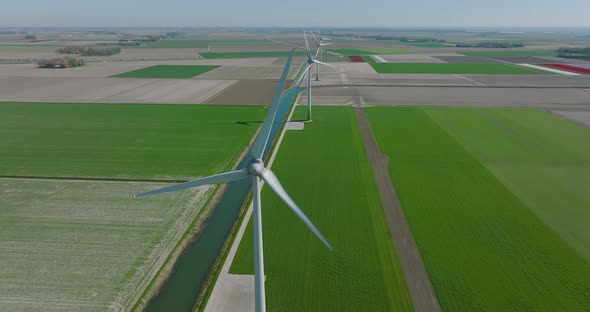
3 0 590 27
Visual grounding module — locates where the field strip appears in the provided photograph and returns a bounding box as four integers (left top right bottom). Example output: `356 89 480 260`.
0 176 187 184
205 92 300 312
372 55 387 63
201 79 239 103
354 107 441 312
518 63 580 75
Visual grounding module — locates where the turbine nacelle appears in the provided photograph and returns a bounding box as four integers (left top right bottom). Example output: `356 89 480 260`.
247 159 266 176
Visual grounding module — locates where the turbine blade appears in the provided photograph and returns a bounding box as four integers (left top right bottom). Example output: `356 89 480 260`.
303 32 313 59
320 42 333 46
313 60 335 68
294 63 311 87
249 49 296 160
136 169 248 197
260 169 333 251
309 31 319 43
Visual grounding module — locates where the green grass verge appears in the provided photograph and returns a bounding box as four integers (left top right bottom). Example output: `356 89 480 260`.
426 108 590 261
113 65 219 78
198 51 307 59
369 63 541 74
329 48 415 55
366 106 590 311
461 50 558 57
0 102 266 179
230 106 414 311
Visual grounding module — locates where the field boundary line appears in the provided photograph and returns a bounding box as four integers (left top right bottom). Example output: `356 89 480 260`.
354 107 441 312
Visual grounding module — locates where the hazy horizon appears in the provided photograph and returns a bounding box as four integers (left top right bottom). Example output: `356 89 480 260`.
3 0 590 28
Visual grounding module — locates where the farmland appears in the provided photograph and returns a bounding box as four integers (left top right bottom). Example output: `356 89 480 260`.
230 107 413 312
426 108 590 261
0 102 266 179
462 50 558 57
0 102 268 312
198 51 308 59
369 63 543 74
0 45 59 52
366 106 590 311
137 39 209 49
113 65 220 78
329 48 415 55
0 178 209 312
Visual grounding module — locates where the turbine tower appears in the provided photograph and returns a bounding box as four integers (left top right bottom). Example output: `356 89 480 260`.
136 49 332 312
303 31 333 122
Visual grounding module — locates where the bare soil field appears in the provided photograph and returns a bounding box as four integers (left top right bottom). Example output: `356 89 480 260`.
0 178 210 312
488 56 563 64
303 86 590 109
377 54 447 63
552 110 590 128
434 56 503 64
0 76 236 104
206 79 278 105
206 45 295 52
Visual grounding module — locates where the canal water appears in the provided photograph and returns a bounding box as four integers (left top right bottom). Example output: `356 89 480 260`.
146 87 302 312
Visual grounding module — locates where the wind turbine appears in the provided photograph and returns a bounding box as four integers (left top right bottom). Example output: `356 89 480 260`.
136 49 332 312
303 31 333 122
309 31 333 81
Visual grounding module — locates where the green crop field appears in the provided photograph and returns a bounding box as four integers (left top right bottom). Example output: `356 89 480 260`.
230 107 413 311
369 63 542 74
0 102 266 179
426 108 590 262
461 50 558 57
329 48 415 55
198 51 307 59
366 107 590 311
113 65 219 78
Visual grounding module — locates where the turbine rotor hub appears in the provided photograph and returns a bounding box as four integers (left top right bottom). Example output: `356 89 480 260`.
247 159 265 176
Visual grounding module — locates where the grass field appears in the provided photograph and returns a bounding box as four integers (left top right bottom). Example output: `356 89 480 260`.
369 63 542 74
329 48 415 55
461 50 558 57
230 107 413 311
366 107 590 311
198 51 307 59
0 178 209 312
0 103 266 179
113 65 219 78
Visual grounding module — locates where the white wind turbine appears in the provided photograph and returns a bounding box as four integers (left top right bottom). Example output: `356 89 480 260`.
309 31 333 81
136 49 332 312
300 31 333 122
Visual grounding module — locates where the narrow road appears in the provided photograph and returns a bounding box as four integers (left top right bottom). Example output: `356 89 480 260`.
354 106 441 312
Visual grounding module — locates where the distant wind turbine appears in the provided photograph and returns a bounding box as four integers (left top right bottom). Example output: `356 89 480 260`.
136 49 332 312
309 31 333 81
302 31 333 122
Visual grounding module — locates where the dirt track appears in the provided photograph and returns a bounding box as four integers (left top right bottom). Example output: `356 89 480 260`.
354 106 441 312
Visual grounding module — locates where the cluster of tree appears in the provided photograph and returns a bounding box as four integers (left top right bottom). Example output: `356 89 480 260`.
456 41 524 48
37 57 85 69
24 35 37 40
557 47 590 59
118 40 142 46
57 46 121 56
